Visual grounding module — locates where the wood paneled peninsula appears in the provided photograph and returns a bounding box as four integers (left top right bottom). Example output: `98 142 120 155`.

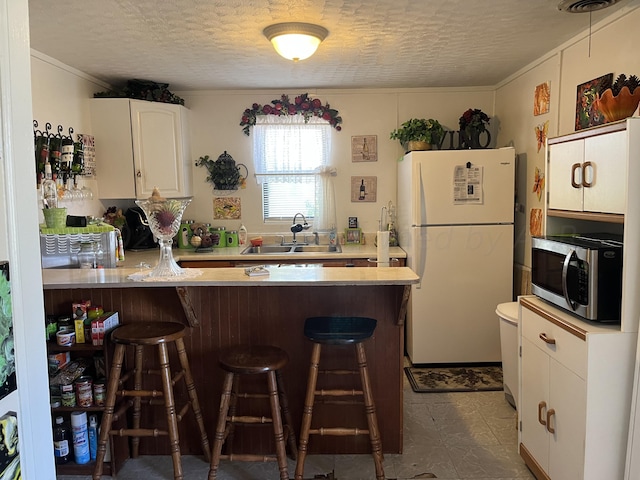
42 264 418 457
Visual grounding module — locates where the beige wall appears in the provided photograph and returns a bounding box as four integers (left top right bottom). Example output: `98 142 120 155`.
178 88 494 236
30 52 109 220
494 5 640 294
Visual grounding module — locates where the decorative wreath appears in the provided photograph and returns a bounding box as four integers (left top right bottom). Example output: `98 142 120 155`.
240 93 342 135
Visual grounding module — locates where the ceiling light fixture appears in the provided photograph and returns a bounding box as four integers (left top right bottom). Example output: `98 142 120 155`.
263 22 328 62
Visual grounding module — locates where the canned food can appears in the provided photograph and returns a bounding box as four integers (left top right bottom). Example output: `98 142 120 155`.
93 379 106 407
75 376 93 407
57 315 73 333
61 384 76 407
56 330 75 347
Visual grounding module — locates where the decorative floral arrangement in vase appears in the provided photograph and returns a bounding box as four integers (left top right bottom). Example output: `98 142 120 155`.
133 188 196 279
594 74 640 123
459 108 491 149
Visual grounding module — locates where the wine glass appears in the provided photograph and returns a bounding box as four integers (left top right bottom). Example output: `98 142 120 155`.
134 196 192 278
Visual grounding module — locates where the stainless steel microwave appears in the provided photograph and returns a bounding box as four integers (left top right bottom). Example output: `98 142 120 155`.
531 234 623 322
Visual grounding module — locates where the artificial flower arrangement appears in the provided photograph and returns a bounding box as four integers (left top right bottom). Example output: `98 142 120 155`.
459 108 491 132
240 93 342 135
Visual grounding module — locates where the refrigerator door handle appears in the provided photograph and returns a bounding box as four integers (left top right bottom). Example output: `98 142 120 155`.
413 227 425 289
412 161 424 226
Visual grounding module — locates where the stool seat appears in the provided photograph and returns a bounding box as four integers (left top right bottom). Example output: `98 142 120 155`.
304 316 377 344
111 322 185 345
219 345 289 374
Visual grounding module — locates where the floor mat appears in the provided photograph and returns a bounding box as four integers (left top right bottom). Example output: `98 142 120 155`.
405 365 503 393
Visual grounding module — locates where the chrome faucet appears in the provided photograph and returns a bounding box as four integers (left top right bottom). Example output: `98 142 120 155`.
290 212 310 243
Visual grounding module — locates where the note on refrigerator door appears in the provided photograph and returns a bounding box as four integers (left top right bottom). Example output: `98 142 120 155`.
453 165 484 205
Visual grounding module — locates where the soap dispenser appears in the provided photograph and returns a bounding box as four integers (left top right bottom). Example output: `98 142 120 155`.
238 224 248 246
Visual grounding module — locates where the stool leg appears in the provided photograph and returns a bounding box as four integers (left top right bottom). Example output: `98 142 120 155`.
158 342 183 480
93 343 125 480
225 374 240 455
131 344 144 458
294 343 322 480
276 369 298 460
267 370 289 480
209 371 234 480
356 342 385 480
175 337 210 462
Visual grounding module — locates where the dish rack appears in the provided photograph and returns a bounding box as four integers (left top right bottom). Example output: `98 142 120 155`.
40 231 117 268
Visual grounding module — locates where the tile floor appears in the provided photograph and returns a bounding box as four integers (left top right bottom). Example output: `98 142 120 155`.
58 365 535 480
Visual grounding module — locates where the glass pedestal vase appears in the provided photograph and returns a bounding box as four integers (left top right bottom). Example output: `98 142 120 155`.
134 196 194 279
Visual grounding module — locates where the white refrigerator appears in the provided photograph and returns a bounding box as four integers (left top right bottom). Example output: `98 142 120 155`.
397 147 515 365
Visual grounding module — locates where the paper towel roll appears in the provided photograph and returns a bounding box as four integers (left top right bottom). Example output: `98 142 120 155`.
377 231 390 267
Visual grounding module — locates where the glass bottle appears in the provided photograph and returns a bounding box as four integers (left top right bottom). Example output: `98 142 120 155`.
53 416 71 465
42 163 58 209
61 137 74 173
94 241 105 269
359 179 366 200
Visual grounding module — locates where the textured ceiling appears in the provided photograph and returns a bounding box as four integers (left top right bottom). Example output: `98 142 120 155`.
27 0 632 91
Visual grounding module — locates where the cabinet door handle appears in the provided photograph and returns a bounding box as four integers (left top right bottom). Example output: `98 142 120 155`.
539 332 556 345
538 401 547 426
571 162 582 188
546 408 556 434
582 161 593 188
136 170 142 178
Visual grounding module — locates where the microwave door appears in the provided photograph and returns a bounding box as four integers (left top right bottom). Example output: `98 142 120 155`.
562 249 579 312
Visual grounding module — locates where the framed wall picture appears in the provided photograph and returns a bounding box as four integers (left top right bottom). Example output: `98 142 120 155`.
0 262 16 402
345 228 362 244
348 217 358 228
575 73 612 130
213 197 241 219
351 135 377 162
0 411 19 479
351 176 377 202
534 81 550 116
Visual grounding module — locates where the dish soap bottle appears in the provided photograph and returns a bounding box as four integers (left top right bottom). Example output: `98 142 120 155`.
238 224 248 246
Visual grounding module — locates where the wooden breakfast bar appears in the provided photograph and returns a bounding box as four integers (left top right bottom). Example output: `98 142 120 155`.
42 266 419 459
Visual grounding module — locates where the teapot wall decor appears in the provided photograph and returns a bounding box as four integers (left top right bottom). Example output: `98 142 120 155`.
195 151 248 191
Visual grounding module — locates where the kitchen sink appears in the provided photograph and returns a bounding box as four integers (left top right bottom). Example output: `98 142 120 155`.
291 245 341 253
241 244 342 254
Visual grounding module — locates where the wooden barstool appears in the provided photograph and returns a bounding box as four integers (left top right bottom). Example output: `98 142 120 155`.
208 344 297 480
93 322 210 480
295 316 384 480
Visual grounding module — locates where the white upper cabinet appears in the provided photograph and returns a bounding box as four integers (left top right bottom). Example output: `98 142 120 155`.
90 98 193 199
548 127 626 216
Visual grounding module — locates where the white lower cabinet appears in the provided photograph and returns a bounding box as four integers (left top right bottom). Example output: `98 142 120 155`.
519 297 636 480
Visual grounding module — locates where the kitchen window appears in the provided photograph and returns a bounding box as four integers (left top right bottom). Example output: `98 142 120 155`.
253 115 331 223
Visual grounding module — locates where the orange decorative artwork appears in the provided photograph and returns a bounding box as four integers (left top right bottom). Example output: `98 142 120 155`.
535 121 549 153
534 82 550 116
532 166 545 201
530 208 543 237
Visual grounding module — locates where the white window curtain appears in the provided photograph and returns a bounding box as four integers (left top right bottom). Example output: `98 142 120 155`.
314 166 337 232
252 115 331 184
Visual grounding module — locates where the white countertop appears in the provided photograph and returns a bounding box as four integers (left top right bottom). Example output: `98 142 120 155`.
42 264 419 289
118 244 407 268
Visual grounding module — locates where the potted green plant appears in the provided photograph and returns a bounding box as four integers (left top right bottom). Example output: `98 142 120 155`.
390 118 444 152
